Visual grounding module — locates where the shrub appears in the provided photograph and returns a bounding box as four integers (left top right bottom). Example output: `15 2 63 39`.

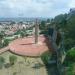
9 55 17 65
66 65 73 75
3 39 9 46
0 56 5 69
4 63 11 68
20 31 25 37
41 51 51 64
0 43 4 48
66 47 75 62
13 72 17 75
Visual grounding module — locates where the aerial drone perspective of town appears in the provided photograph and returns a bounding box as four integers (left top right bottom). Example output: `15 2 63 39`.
0 0 75 75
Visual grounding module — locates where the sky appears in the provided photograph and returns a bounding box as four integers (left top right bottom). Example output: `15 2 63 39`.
0 0 75 18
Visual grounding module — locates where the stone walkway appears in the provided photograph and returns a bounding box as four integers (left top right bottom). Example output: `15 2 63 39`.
0 46 9 54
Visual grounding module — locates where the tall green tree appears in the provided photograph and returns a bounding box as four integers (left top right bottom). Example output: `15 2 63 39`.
53 11 75 49
64 13 75 49
39 20 46 30
54 14 67 30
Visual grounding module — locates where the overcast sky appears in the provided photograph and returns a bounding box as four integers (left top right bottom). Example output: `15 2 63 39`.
0 0 75 18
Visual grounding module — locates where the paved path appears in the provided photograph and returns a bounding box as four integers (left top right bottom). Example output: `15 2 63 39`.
0 46 9 54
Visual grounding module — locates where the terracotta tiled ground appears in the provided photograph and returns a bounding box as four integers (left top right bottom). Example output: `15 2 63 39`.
9 35 50 56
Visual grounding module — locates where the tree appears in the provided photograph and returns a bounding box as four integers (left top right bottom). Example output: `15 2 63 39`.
39 20 46 30
54 14 67 30
64 12 75 49
53 11 75 50
18 21 23 25
10 21 16 25
3 39 9 46
46 19 50 23
0 22 2 25
66 47 75 62
20 31 26 37
0 33 4 44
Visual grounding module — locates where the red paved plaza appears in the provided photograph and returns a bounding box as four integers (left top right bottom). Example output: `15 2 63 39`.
9 35 51 56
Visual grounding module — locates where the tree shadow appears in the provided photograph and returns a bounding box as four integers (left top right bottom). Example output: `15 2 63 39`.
20 43 35 45
41 53 59 75
46 64 58 75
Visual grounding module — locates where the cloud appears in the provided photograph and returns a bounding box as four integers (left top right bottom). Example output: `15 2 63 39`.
0 0 74 18
68 0 75 8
